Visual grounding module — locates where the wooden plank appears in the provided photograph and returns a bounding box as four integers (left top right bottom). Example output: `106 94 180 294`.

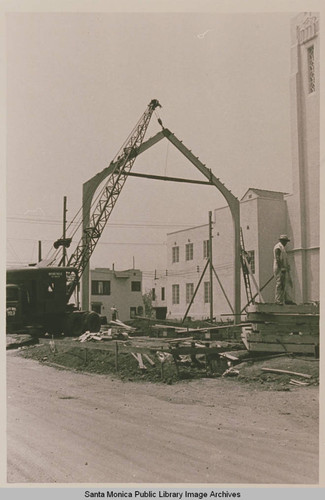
290 379 310 386
137 353 147 370
143 353 155 366
246 303 319 314
243 331 318 344
219 353 239 361
168 337 194 343
261 368 312 378
131 352 147 370
242 341 317 355
246 314 319 325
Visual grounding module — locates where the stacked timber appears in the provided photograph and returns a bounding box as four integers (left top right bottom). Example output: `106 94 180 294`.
241 302 319 355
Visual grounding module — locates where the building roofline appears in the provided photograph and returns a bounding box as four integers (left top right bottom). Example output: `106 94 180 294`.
241 187 290 201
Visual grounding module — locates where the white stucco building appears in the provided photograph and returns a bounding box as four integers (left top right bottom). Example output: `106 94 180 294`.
90 268 144 322
152 12 319 321
153 189 288 321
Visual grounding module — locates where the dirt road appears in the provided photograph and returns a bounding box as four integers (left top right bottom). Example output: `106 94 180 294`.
7 353 319 484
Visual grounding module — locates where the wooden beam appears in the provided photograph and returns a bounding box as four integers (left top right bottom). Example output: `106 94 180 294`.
261 368 312 379
123 171 212 185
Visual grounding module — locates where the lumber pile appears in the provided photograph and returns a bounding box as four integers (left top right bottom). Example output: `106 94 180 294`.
241 302 319 355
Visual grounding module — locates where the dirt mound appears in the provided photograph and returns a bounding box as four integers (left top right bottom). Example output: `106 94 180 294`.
236 355 319 390
16 342 215 384
15 338 319 390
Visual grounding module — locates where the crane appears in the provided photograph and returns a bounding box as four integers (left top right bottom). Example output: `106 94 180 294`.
6 99 161 337
59 98 161 300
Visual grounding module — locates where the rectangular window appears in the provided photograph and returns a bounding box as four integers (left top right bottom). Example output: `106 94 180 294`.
161 287 165 301
203 240 210 259
130 307 137 318
204 281 210 303
152 288 156 301
172 284 180 305
186 283 194 304
185 243 193 261
247 250 255 274
91 280 111 295
172 246 179 263
307 45 315 93
131 281 141 292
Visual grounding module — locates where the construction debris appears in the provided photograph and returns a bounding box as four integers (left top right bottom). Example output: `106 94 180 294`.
78 332 103 342
260 367 312 379
14 327 318 386
110 319 136 332
219 352 239 362
222 367 240 377
79 329 129 342
131 352 147 370
290 379 310 386
143 353 155 366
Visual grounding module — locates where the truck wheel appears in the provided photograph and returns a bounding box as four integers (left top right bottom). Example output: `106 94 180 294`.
64 313 84 337
85 312 101 333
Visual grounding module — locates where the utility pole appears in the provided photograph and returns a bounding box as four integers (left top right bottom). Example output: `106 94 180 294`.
209 211 214 322
63 196 67 267
53 197 72 260
38 241 42 263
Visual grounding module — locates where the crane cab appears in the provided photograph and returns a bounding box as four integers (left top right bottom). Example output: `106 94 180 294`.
6 266 78 335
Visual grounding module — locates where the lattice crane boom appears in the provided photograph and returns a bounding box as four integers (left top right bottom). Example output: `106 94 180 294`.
64 99 161 299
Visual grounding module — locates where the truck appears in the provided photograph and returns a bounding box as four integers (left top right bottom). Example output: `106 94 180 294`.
6 99 161 336
6 266 98 336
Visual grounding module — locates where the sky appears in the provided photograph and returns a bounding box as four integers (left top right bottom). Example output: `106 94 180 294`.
6 9 295 289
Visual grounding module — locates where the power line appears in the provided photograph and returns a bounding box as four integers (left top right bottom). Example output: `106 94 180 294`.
7 237 166 247
7 216 197 229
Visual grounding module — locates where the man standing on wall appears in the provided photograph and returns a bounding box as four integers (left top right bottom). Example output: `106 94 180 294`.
273 234 294 305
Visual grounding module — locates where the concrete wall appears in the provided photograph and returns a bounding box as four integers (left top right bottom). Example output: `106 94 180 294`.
90 268 144 322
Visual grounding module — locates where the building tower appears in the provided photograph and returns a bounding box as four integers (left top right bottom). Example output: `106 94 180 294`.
286 12 320 303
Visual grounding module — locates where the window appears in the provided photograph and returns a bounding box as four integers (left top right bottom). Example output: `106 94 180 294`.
152 288 156 301
91 303 101 314
172 246 179 263
246 250 255 274
185 243 193 261
172 284 180 304
161 287 165 301
131 281 141 292
6 286 19 301
130 307 137 318
204 282 210 303
186 283 194 304
307 45 315 93
203 240 209 259
91 280 111 295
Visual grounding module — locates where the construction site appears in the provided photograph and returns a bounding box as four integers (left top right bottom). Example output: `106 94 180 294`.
5 10 320 486
6 89 320 377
